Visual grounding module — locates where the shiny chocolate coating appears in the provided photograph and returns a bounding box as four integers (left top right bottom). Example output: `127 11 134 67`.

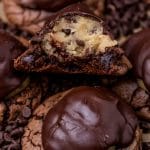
42 86 138 150
17 0 83 11
123 29 150 91
0 30 25 99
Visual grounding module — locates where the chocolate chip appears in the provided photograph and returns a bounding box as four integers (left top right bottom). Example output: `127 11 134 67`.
16 118 28 126
22 55 34 64
62 29 71 35
22 106 31 118
49 56 57 64
3 133 12 142
76 39 85 47
5 125 16 132
11 127 24 138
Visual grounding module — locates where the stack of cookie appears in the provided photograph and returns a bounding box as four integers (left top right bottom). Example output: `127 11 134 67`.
0 0 149 149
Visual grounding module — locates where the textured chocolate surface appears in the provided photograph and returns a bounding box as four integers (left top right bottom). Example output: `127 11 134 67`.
14 4 131 76
123 29 150 91
42 86 138 150
0 30 25 99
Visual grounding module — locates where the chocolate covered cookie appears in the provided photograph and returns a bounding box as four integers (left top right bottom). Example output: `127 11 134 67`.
3 0 83 34
22 86 141 150
122 29 150 92
14 4 131 75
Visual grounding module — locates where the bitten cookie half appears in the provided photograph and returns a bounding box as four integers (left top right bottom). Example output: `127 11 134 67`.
22 86 141 150
14 3 131 76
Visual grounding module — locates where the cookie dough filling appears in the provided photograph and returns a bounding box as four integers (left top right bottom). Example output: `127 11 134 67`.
42 15 117 58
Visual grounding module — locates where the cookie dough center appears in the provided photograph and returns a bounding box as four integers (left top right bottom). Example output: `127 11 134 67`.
43 15 117 57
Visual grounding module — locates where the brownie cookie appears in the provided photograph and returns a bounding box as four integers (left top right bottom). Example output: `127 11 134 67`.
22 86 141 150
3 0 83 34
104 0 150 42
14 3 131 76
122 29 150 92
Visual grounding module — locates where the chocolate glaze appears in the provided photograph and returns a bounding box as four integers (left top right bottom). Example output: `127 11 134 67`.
17 0 83 11
42 86 138 150
123 29 150 91
0 30 25 99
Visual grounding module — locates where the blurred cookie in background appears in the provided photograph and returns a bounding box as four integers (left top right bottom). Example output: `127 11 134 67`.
122 29 150 92
83 0 105 16
112 78 150 122
104 0 150 43
3 0 83 34
0 30 48 149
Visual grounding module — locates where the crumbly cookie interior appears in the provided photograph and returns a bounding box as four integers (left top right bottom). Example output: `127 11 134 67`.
42 15 117 57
